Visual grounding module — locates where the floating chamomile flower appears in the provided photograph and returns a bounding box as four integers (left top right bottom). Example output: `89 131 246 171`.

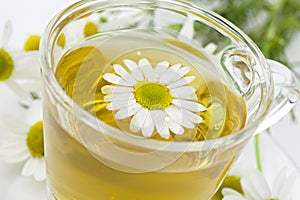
102 58 206 139
222 168 297 200
0 100 45 181
0 21 40 99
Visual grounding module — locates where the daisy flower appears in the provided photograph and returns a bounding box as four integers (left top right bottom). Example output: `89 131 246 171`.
222 168 297 200
102 58 206 139
0 100 45 181
0 20 41 99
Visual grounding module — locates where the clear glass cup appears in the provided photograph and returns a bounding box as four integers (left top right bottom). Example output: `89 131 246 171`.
40 0 300 199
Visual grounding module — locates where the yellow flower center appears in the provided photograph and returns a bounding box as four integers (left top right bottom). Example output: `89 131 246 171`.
0 48 14 81
26 121 44 158
24 35 41 51
84 21 98 38
134 82 172 110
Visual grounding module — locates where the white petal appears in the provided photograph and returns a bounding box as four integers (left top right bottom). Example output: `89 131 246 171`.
182 109 203 123
113 64 128 77
115 103 142 119
1 20 12 47
151 110 170 139
168 120 184 135
130 107 149 132
170 63 182 71
124 59 138 70
130 68 144 81
177 66 190 76
204 43 218 54
22 158 39 177
103 73 133 86
101 85 114 94
114 64 136 85
103 73 121 84
179 16 194 40
170 86 197 100
222 188 244 197
241 170 271 199
34 158 46 181
273 169 297 199
1 149 30 163
154 61 169 74
138 58 155 81
104 92 134 101
0 143 28 156
4 115 28 133
165 105 194 129
142 122 154 138
141 112 154 137
159 69 182 85
101 85 133 94
107 99 136 110
5 80 30 99
172 99 206 112
167 76 195 89
26 100 42 126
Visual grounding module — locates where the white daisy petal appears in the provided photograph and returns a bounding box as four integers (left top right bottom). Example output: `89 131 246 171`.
182 109 202 124
107 98 136 110
34 158 46 181
273 169 296 199
172 99 206 112
138 58 155 81
114 64 137 85
142 122 154 138
154 61 169 74
151 110 170 139
177 66 190 76
222 188 244 197
22 158 39 177
165 105 194 129
141 112 154 137
0 143 28 155
101 85 114 94
4 115 28 133
124 59 138 70
169 63 182 71
104 92 134 101
113 64 128 77
1 150 30 163
115 103 142 119
101 85 133 94
6 80 29 99
130 107 149 129
170 86 197 100
103 73 122 84
167 76 195 89
168 120 184 135
130 68 144 81
159 69 182 85
1 20 12 47
242 170 271 199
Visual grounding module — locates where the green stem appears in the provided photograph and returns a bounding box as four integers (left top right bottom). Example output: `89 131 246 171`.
254 134 262 172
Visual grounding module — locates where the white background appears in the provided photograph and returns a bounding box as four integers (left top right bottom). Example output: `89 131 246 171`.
0 0 300 199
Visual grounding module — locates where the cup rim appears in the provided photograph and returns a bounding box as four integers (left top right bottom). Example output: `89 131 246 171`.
40 0 272 152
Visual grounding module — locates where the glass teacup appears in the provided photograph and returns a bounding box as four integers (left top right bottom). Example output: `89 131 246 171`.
40 0 299 199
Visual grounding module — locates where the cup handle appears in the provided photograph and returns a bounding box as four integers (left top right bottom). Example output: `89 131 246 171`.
256 59 300 133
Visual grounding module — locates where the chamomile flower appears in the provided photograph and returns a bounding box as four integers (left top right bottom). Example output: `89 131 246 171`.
0 100 45 181
222 168 297 200
102 58 206 139
0 21 40 99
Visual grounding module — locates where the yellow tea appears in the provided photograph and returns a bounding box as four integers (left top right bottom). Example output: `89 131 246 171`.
44 30 247 200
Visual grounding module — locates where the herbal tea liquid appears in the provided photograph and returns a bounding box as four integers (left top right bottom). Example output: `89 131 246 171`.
44 30 247 200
